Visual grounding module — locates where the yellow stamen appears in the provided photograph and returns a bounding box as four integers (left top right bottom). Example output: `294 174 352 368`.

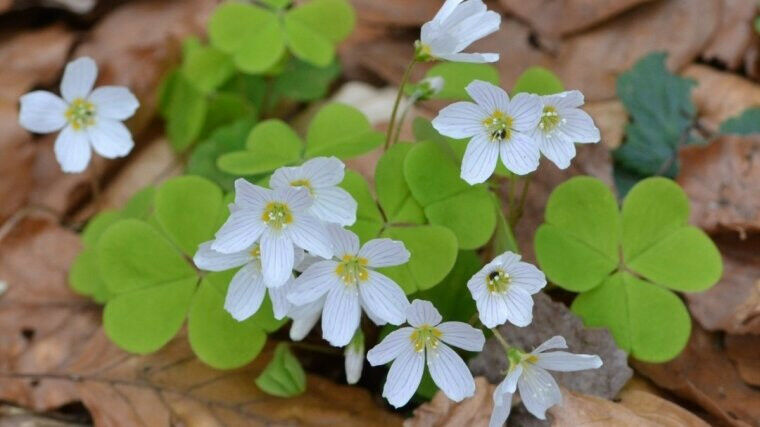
409 324 442 353
290 179 314 195
261 202 293 229
65 98 96 130
486 270 511 293
538 105 562 133
335 255 369 287
482 110 514 142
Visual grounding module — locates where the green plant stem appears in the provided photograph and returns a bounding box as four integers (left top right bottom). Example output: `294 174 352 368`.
384 60 416 150
509 175 532 228
490 328 510 353
391 97 414 145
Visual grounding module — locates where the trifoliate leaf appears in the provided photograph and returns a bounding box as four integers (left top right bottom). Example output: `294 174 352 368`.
285 0 354 43
375 143 425 225
379 225 458 294
165 73 207 152
283 15 335 67
188 120 255 192
404 140 467 205
188 272 267 369
200 92 255 139
217 119 303 175
154 176 226 257
571 272 691 362
304 103 383 158
121 187 156 220
416 250 482 322
69 248 111 303
208 2 285 73
273 59 341 102
718 107 760 135
81 210 122 247
511 66 564 95
255 344 307 397
424 63 499 100
181 45 235 93
424 186 496 250
340 171 383 242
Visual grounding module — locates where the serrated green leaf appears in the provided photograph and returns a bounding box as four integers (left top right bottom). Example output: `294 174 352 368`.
165 73 207 151
379 225 458 293
283 15 334 67
218 119 303 175
424 63 499 100
154 176 225 257
511 66 564 95
424 187 496 249
571 272 691 362
340 171 383 242
181 46 235 93
285 0 354 43
188 273 267 369
188 120 256 191
273 59 341 102
375 143 425 225
304 103 383 158
718 107 760 135
104 276 197 354
255 343 307 397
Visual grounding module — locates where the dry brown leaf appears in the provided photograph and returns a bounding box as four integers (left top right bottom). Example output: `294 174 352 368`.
584 100 628 149
0 217 401 426
684 64 760 129
633 322 760 427
499 0 656 37
725 334 760 387
551 388 709 427
404 377 494 427
701 0 758 70
351 0 443 26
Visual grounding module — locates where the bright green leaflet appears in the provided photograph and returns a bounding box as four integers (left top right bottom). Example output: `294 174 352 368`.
511 66 564 95
217 119 303 175
375 143 425 225
423 63 499 100
200 92 256 139
534 176 722 361
181 45 235 93
719 107 760 135
272 59 341 102
340 171 384 242
164 73 207 152
187 120 256 192
285 0 354 43
304 103 384 158
283 14 335 67
489 193 519 255
256 344 307 397
261 0 292 9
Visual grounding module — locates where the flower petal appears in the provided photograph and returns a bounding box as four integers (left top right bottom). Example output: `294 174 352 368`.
360 271 409 325
211 211 265 254
367 327 415 365
437 321 485 351
489 387 513 427
301 156 345 187
507 93 542 132
406 299 442 327
535 352 602 372
278 186 312 212
517 366 562 419
535 128 575 169
285 212 332 259
224 264 267 321
288 298 324 340
427 343 475 402
533 335 568 353
559 108 600 143
546 90 584 110
502 364 523 393
326 223 360 258
18 91 67 133
234 178 271 210
359 239 409 268
499 132 540 175
88 86 139 120
345 344 364 385
54 126 91 173
432 101 487 138
461 132 499 184
466 80 509 113
193 241 251 272
361 299 388 326
311 186 357 227
322 285 361 347
450 11 500 52
88 118 134 158
61 57 98 102
432 0 464 23
287 260 340 305
475 293 508 328
507 261 547 294
260 229 295 288
382 346 425 408
437 52 499 63
503 287 534 327
492 251 521 269
268 277 294 319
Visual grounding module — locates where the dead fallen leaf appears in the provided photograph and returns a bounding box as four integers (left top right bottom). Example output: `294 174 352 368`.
585 100 628 149
684 64 760 130
633 322 760 427
551 388 710 427
404 377 494 427
686 234 760 335
351 0 443 26
725 334 760 387
0 217 401 426
701 0 758 70
499 0 656 37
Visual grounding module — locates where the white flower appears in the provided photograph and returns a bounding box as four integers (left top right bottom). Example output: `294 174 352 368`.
531 90 600 169
467 251 546 328
18 57 139 173
287 298 325 341
345 330 365 385
287 225 410 347
270 157 357 227
414 76 445 100
211 178 333 287
418 0 500 63
193 241 304 321
367 300 485 408
432 80 542 184
489 336 603 426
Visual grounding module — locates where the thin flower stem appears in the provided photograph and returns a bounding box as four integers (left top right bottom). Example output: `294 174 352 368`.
384 60 416 150
509 175 532 228
490 328 511 353
391 97 414 145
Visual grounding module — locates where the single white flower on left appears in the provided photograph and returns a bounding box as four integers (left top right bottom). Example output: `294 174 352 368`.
417 0 501 63
18 57 139 173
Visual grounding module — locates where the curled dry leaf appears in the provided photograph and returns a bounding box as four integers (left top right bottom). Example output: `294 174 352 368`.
0 218 401 426
404 377 494 427
725 334 760 387
633 322 760 427
701 0 758 70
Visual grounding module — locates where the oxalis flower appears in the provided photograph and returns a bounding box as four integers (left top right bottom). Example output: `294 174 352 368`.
489 336 603 426
417 0 500 63
467 251 546 328
432 80 542 184
287 225 410 347
367 300 485 408
270 156 357 227
211 178 332 287
193 241 304 321
532 91 600 169
18 57 139 173
345 330 365 385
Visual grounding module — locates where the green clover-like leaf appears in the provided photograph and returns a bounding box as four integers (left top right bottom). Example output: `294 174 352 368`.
181 45 235 93
255 343 307 397
162 72 208 152
534 176 722 361
188 120 256 192
423 63 499 100
217 119 303 175
375 143 425 225
511 66 564 95
340 171 384 242
304 103 383 158
272 59 341 102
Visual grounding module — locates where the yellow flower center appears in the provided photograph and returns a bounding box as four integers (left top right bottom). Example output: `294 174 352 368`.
539 106 562 133
261 202 293 229
65 98 96 130
410 324 442 353
414 40 434 61
290 179 314 195
482 110 513 142
486 270 511 293
335 255 369 287
249 244 261 259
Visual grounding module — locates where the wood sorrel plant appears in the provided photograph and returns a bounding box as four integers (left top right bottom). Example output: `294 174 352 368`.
64 0 726 424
